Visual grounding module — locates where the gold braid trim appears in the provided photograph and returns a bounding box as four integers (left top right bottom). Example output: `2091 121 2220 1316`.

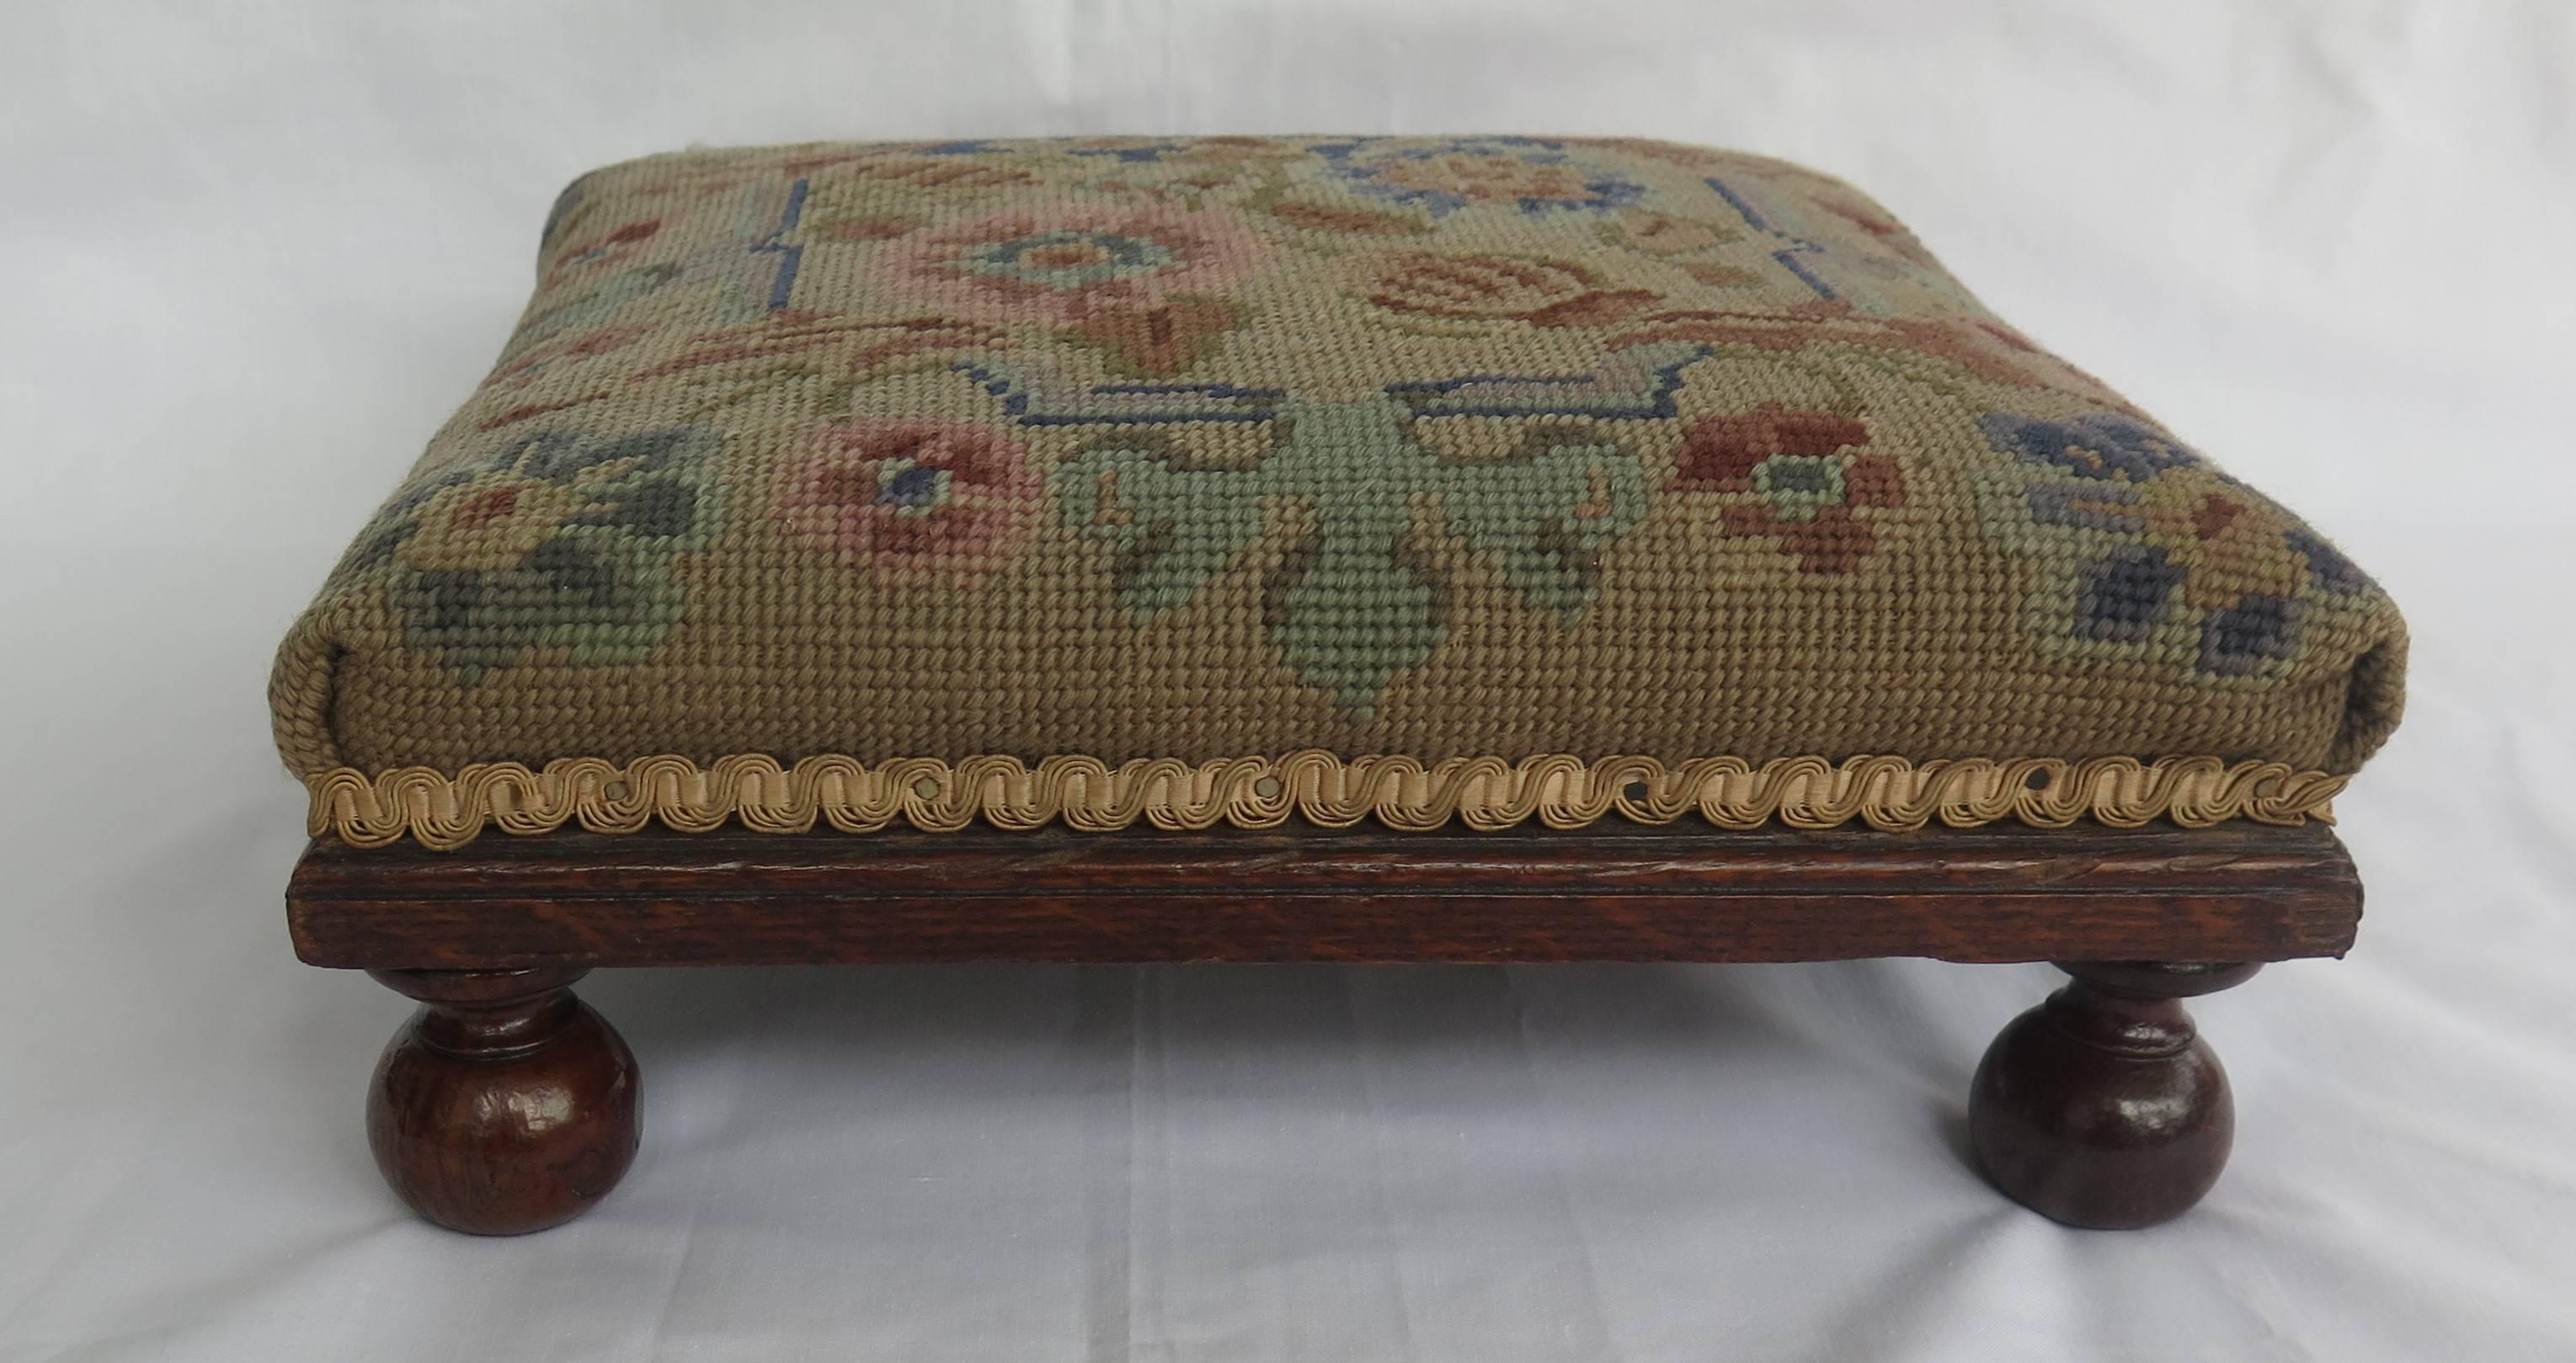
304 751 2345 850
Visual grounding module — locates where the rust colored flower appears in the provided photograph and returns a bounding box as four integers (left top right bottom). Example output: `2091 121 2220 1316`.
1671 404 1901 573
775 420 1037 583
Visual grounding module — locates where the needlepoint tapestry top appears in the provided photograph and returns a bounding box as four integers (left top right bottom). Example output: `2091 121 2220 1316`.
272 136 2406 808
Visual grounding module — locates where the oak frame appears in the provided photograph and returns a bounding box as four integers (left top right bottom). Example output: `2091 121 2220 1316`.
287 819 2362 1233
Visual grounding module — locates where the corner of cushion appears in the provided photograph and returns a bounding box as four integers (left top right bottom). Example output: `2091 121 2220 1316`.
2327 608 2410 774
533 148 685 275
269 601 351 780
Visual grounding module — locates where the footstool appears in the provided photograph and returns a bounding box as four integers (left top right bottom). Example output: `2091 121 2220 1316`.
273 136 2407 1235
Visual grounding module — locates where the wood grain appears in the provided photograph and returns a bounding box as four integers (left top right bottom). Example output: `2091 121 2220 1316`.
1971 961 2261 1228
365 967 639 1234
287 822 2363 970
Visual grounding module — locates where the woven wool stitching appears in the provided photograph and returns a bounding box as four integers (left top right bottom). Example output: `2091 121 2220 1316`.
268 136 2408 839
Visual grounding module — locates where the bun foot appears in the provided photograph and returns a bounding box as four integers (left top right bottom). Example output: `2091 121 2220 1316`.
1969 961 2259 1229
365 967 639 1234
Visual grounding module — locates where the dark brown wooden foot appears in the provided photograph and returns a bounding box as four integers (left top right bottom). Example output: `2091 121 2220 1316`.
365 966 639 1234
1969 961 2260 1228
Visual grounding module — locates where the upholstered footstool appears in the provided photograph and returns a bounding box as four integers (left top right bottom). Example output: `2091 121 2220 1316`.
274 136 2406 1235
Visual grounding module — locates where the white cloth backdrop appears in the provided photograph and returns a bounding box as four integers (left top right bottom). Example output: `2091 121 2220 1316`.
3 2 2571 1358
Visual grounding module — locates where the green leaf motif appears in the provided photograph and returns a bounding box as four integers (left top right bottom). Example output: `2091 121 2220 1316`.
1053 397 1646 716
349 425 730 686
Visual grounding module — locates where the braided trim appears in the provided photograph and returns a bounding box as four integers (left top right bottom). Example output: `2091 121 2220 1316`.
303 751 2344 849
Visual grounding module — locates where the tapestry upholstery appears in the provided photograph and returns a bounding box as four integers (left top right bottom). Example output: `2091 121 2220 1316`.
271 136 2406 845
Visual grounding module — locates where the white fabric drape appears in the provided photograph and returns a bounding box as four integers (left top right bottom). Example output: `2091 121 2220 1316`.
2 2 2570 1358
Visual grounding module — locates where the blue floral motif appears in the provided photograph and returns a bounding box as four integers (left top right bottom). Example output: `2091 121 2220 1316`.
1310 136 1647 217
1971 407 2375 683
1976 412 2202 482
2074 543 2187 645
2199 592 2303 676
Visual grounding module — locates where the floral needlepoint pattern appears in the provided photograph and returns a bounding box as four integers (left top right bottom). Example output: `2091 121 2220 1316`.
970 330 1705 714
1067 294 1244 379
1361 253 1660 330
1315 137 1647 217
1975 411 2380 679
1606 210 1737 257
872 203 1272 327
776 420 1037 583
334 426 728 684
1050 396 1647 716
1981 413 2199 483
1702 170 1977 315
272 137 2409 812
507 179 812 365
1671 404 1900 573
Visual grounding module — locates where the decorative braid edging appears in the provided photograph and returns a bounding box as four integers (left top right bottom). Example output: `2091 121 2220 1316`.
304 751 2345 850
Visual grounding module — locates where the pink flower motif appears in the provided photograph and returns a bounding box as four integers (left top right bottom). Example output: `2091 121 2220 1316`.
775 420 1037 583
870 203 1273 326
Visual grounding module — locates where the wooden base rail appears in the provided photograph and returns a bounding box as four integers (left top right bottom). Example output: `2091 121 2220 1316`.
289 822 2360 1233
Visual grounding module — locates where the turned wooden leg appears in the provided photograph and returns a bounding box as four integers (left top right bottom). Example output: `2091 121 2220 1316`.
365 966 639 1234
1968 961 2260 1229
